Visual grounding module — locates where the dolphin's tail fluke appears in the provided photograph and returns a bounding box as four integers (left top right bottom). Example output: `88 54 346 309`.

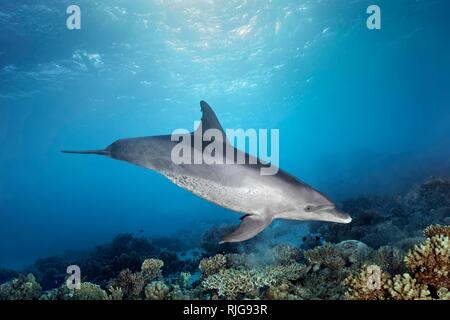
61 149 110 156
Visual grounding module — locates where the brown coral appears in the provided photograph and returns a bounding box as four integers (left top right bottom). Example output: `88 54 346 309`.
266 281 291 300
141 258 164 282
305 243 346 270
343 265 391 300
423 224 450 238
109 269 145 299
269 244 301 265
404 229 449 289
199 254 227 277
144 281 170 300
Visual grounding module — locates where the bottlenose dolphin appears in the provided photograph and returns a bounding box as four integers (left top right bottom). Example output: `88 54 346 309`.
62 101 351 243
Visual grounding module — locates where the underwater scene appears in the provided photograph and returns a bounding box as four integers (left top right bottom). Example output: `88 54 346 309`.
0 0 449 301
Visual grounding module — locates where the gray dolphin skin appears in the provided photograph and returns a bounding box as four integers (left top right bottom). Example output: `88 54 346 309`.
62 101 351 243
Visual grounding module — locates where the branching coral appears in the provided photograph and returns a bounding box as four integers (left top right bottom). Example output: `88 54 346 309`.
141 258 164 282
423 224 450 238
343 265 391 300
109 269 145 299
304 243 346 271
199 254 227 277
266 281 291 300
177 272 191 289
201 263 305 299
370 246 405 275
386 274 430 300
72 282 108 300
144 281 170 300
108 286 124 300
0 274 42 300
344 224 449 300
268 244 301 265
404 225 449 290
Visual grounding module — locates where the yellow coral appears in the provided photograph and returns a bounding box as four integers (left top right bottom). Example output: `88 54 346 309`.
424 224 450 238
108 286 124 300
404 232 449 289
141 258 164 282
144 281 169 300
386 274 430 300
343 265 391 300
266 281 291 300
72 282 108 300
437 287 450 300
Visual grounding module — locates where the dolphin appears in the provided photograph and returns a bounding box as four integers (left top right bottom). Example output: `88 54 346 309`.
62 101 351 243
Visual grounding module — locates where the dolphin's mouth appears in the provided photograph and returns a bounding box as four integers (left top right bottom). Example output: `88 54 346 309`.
319 206 352 224
331 209 352 224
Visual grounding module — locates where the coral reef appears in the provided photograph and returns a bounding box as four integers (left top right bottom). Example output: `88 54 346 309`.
108 269 145 300
344 224 449 300
0 274 41 300
141 258 164 282
404 225 449 290
310 178 450 249
343 265 391 300
0 178 448 301
386 274 430 300
201 263 305 299
71 282 108 300
199 254 227 277
144 281 170 300
304 243 346 271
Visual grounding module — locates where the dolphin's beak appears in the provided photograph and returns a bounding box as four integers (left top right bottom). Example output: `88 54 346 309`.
331 208 352 224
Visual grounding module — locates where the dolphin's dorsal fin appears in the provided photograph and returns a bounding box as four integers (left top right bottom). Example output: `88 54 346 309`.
195 101 226 137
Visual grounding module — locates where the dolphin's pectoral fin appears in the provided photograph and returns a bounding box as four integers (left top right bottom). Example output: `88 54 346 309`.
219 214 272 244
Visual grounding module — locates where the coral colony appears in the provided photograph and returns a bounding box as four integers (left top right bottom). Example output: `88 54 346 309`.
0 178 449 300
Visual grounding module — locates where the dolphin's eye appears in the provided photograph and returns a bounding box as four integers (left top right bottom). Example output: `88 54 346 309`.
305 205 314 212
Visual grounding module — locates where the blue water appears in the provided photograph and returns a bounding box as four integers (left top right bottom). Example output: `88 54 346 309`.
1 0 449 269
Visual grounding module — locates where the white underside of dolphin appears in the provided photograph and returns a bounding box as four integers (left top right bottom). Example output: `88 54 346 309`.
62 101 351 243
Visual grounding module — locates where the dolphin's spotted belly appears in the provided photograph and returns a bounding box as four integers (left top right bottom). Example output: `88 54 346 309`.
163 172 265 215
